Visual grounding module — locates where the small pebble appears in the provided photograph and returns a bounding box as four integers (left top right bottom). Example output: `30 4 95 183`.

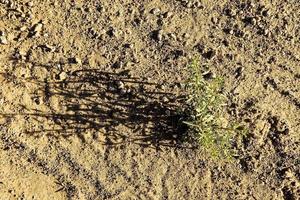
0 35 8 44
203 71 216 79
20 26 27 31
31 23 43 37
186 2 193 8
27 2 33 7
169 33 177 40
263 29 269 36
44 44 56 52
107 27 117 37
59 72 68 80
228 9 237 17
124 43 133 49
178 83 185 89
126 88 132 94
150 8 160 15
250 18 257 25
74 57 81 64
235 66 244 78
116 80 125 90
33 97 42 105
226 28 234 35
68 57 81 64
19 49 27 56
151 29 163 41
163 12 172 18
34 23 43 33
161 96 169 103
183 33 190 39
157 30 163 41
157 84 166 90
195 1 202 8
211 17 218 24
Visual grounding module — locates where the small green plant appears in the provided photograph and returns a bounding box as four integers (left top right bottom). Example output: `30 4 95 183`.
184 59 246 159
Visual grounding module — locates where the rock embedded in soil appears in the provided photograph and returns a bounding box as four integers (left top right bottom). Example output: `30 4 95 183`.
227 8 237 17
27 2 34 7
251 18 257 25
163 11 172 18
211 17 218 24
116 80 125 90
74 57 82 64
124 43 133 49
157 30 163 41
58 72 68 80
33 97 42 105
224 28 234 35
20 26 27 31
263 29 270 36
157 84 166 90
30 23 43 37
235 66 244 78
150 8 160 15
169 33 177 40
194 1 202 8
0 30 8 44
34 23 43 32
186 2 193 8
161 96 169 103
68 57 81 64
0 35 8 44
203 71 216 79
18 49 27 60
107 27 119 38
151 29 163 41
203 49 216 59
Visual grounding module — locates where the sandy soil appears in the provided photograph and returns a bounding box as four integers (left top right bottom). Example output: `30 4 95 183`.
0 0 299 199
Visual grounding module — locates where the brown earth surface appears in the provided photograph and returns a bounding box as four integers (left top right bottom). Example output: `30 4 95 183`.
0 0 299 199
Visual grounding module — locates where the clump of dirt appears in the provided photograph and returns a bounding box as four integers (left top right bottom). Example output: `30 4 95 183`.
0 0 299 199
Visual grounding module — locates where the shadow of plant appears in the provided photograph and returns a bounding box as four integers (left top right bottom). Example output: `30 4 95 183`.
1 68 189 148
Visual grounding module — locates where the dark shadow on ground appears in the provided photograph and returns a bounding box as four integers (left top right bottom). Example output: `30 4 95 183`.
1 67 189 148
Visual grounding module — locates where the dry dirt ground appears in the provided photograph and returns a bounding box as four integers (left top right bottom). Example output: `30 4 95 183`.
0 0 299 199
